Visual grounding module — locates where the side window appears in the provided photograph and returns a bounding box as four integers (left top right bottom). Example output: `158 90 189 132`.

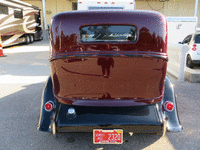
35 13 42 32
182 35 192 44
14 10 23 19
194 34 200 43
0 4 8 14
35 13 41 24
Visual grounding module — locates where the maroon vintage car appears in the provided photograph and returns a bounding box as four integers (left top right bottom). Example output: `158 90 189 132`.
38 10 181 144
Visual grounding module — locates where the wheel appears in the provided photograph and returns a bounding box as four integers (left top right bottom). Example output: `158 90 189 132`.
25 35 30 44
186 55 195 68
30 35 34 43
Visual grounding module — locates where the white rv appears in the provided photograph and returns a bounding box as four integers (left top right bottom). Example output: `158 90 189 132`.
77 0 135 10
0 0 43 47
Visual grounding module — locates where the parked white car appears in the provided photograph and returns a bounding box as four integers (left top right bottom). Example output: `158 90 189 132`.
179 33 200 68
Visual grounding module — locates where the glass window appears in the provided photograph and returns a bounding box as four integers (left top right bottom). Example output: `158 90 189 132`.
80 25 137 42
195 34 200 43
182 35 192 44
0 5 8 14
14 10 23 19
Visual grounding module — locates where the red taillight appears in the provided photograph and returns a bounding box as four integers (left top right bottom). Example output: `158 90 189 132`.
164 101 174 112
105 2 108 4
192 44 197 51
79 2 82 4
97 2 101 4
130 2 133 4
44 101 54 112
112 2 115 4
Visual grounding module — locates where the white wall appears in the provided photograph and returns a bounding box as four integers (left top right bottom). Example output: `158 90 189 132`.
167 43 189 81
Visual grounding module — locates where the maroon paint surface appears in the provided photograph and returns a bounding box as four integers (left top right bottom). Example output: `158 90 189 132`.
50 10 168 106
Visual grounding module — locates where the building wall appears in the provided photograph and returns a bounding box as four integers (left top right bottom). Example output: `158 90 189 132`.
45 0 73 26
22 0 200 28
136 0 196 17
136 0 200 26
22 0 74 28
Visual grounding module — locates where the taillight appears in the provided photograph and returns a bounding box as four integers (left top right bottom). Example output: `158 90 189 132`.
79 2 82 4
97 2 101 4
130 2 134 4
44 101 54 112
192 44 197 51
164 101 174 112
112 2 115 4
105 2 108 4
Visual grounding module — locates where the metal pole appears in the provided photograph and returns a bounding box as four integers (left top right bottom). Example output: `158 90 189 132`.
42 0 47 30
194 0 199 17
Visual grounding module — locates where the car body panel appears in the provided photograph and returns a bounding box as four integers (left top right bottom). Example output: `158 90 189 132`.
50 10 168 106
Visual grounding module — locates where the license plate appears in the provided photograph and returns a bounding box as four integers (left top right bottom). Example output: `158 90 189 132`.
93 129 123 144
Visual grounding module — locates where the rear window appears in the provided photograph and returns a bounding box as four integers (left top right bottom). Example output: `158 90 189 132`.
195 34 200 43
80 25 137 42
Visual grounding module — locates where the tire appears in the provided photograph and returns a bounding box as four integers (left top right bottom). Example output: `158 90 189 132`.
30 35 34 43
186 55 195 68
25 35 30 44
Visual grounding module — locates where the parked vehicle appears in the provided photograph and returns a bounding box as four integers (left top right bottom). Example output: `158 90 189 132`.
178 33 200 68
0 0 43 47
37 10 182 144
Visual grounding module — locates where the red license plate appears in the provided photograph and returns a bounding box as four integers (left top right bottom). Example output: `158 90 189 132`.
93 129 123 144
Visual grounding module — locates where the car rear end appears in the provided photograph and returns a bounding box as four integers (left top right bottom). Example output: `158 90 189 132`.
37 11 182 139
190 33 200 64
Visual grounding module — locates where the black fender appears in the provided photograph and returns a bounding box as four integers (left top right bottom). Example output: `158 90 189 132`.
162 76 182 132
37 76 56 132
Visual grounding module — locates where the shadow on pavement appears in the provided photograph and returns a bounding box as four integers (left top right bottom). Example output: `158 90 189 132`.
166 79 200 150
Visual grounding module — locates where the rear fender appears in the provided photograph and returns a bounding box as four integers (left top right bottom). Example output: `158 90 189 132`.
37 76 56 132
163 76 182 132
